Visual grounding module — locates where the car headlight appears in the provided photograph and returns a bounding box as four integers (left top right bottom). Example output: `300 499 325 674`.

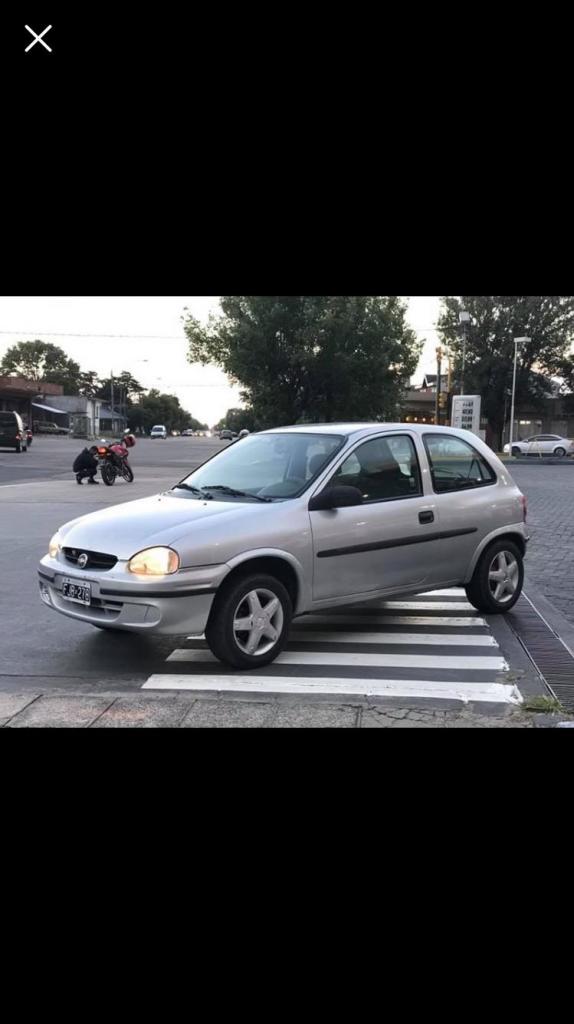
127 546 180 576
48 532 62 558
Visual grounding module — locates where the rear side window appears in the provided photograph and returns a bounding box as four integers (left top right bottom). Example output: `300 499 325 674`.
424 435 496 493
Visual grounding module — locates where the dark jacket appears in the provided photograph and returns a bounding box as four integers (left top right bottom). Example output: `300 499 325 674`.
73 448 98 474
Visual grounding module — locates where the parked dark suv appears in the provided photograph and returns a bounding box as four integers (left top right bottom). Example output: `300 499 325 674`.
0 411 27 452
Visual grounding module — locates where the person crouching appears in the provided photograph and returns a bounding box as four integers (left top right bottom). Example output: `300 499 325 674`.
73 446 100 485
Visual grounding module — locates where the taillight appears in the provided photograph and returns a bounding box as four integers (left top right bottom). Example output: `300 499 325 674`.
97 447 107 455
519 495 527 522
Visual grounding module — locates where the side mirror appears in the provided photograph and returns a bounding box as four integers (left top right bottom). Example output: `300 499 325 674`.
308 485 364 512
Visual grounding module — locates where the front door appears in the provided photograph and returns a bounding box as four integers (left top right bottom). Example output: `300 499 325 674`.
310 433 440 603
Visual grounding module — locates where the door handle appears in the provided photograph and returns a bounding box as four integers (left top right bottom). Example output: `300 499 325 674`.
419 511 434 525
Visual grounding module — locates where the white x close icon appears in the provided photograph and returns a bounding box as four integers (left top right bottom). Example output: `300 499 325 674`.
25 24 53 52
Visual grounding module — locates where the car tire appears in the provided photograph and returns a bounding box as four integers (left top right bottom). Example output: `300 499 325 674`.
511 446 522 457
554 447 566 458
205 572 292 669
465 539 524 614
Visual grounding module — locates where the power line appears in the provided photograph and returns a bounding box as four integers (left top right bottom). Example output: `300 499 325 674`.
0 330 184 339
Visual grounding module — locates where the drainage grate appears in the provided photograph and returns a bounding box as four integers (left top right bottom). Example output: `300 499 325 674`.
507 596 574 711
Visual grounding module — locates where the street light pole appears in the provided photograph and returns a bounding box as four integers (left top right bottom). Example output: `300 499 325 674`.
459 311 471 395
509 337 529 456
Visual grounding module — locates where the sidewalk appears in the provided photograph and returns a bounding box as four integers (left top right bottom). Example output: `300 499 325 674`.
1 689 571 728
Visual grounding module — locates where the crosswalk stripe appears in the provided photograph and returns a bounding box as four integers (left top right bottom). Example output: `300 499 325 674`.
166 648 508 671
298 614 487 627
376 601 474 611
287 631 497 647
142 675 521 704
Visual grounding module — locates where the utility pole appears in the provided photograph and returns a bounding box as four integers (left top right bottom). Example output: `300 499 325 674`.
459 311 471 395
509 338 529 455
435 346 443 425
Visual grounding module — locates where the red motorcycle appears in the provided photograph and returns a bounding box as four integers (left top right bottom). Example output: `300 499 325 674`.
97 432 136 486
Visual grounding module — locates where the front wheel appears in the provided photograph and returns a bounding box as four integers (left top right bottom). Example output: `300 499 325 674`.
511 446 522 457
205 573 292 669
465 540 524 614
121 463 134 482
101 462 116 486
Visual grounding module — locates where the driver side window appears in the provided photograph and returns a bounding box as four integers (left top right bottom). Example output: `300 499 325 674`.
331 435 422 503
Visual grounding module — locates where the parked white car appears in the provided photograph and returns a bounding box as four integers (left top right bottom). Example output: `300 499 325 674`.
504 434 573 457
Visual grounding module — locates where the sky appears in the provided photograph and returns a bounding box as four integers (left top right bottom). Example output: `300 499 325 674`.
0 296 443 425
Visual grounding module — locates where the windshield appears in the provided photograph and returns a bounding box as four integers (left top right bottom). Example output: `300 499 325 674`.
174 432 344 501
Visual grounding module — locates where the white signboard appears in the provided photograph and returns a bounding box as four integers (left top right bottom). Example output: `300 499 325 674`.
451 395 482 436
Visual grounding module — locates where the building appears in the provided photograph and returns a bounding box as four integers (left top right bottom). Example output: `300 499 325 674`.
41 396 128 438
0 375 65 425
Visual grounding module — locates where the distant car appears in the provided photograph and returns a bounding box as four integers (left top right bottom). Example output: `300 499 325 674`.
150 425 168 439
181 429 194 437
36 421 70 435
504 434 574 457
171 431 180 437
219 429 235 440
0 410 27 452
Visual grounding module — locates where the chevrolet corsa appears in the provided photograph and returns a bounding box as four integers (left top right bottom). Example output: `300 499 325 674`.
38 424 529 669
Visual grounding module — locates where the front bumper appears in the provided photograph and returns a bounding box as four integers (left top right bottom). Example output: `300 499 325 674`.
38 555 227 635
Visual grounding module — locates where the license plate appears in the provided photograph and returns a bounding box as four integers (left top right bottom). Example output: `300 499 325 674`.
62 578 92 606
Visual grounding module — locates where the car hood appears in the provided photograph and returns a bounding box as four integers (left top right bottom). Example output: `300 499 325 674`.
58 492 261 560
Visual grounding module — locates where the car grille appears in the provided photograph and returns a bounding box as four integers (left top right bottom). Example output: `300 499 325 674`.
62 548 118 571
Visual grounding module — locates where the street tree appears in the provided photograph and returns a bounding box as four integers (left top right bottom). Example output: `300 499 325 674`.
438 296 574 448
183 296 421 428
214 407 260 434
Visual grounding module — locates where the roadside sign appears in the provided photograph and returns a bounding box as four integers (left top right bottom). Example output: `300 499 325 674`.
451 395 482 436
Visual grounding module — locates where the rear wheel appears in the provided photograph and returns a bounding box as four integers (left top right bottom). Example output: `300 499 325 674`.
465 540 524 614
206 573 292 669
101 462 116 485
554 447 566 458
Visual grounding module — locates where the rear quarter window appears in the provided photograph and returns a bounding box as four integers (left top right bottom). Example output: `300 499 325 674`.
424 434 496 493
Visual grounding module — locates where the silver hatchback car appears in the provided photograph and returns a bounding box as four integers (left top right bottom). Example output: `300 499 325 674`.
38 424 529 669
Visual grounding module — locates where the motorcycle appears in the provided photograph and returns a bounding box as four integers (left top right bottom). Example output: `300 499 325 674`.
97 434 135 485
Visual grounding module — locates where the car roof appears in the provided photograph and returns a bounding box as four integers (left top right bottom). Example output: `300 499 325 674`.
261 423 479 439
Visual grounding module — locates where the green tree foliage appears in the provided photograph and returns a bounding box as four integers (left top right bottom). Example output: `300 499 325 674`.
214 407 260 433
127 390 206 434
183 296 421 428
438 297 574 447
0 340 99 395
96 372 146 405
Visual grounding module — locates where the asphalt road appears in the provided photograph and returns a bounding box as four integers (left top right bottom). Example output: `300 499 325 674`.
0 434 225 487
0 434 545 709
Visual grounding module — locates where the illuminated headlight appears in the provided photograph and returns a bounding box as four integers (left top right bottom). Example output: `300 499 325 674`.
127 546 180 576
48 532 62 558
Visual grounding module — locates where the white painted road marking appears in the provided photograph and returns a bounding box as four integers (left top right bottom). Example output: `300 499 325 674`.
143 675 522 704
375 601 476 611
288 631 497 647
143 589 519 706
298 614 487 627
166 648 508 671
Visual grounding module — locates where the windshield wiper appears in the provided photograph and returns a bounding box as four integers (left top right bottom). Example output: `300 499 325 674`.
203 485 272 503
172 484 213 499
